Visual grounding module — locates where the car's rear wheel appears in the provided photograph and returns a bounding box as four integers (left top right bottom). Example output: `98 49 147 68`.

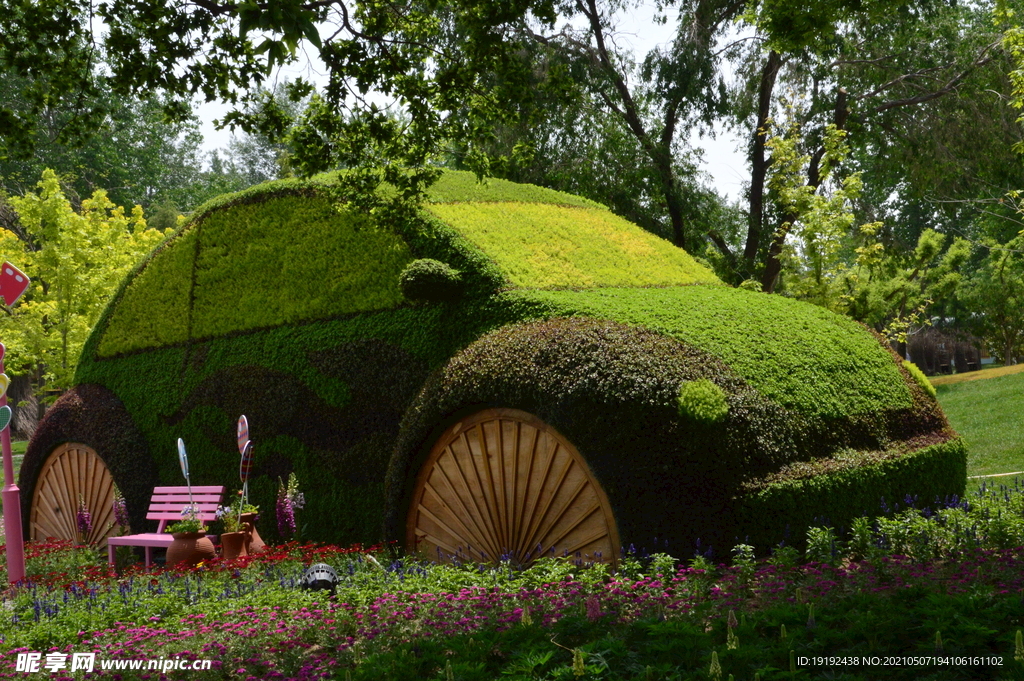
30 442 117 546
406 408 619 566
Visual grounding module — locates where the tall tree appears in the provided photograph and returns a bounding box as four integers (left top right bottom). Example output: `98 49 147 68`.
731 0 1011 291
0 170 168 402
959 236 1024 364
0 66 208 210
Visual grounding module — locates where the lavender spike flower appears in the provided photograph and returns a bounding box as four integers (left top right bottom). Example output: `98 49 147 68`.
76 496 92 545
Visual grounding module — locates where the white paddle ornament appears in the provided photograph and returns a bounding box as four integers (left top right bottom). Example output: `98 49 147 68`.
240 440 254 507
237 415 252 506
177 438 195 514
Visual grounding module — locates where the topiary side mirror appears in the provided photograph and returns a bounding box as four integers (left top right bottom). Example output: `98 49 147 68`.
400 258 464 302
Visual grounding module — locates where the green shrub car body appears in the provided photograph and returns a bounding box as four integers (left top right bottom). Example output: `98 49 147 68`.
21 171 964 558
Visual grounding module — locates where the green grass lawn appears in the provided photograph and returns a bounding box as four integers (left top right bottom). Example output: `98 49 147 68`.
936 370 1024 477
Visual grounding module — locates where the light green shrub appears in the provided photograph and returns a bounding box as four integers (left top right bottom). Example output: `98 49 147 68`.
677 379 729 424
902 360 936 398
511 286 914 418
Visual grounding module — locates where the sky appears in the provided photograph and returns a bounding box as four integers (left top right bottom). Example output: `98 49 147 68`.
193 2 749 202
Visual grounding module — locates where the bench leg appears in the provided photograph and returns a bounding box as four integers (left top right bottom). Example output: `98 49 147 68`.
145 546 152 567
108 544 116 566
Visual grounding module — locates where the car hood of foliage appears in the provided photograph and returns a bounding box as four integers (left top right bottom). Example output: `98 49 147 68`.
84 170 912 419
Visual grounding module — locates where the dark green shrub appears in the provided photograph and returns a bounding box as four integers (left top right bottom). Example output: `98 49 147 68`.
19 385 157 534
399 259 464 302
733 438 967 552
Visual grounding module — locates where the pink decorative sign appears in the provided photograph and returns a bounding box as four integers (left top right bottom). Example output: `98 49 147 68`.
0 262 29 307
240 440 254 484
237 415 249 454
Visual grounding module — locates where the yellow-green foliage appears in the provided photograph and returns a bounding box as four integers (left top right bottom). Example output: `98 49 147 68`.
677 379 729 424
98 195 414 355
426 203 721 289
0 170 168 383
423 171 603 208
98 229 195 356
903 360 936 399
192 196 411 337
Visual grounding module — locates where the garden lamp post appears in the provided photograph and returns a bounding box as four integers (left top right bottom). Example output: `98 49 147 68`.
0 260 31 583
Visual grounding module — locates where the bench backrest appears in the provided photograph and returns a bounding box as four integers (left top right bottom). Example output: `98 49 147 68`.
147 486 226 533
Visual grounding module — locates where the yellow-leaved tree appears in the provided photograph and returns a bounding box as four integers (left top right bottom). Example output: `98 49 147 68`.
0 169 169 401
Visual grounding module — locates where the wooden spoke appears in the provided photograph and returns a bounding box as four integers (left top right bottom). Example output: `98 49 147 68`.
407 408 619 566
30 443 117 548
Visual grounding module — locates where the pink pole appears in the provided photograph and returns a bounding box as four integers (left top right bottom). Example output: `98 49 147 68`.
0 344 26 584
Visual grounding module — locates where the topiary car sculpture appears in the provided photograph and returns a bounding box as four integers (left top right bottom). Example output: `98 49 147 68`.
20 171 965 563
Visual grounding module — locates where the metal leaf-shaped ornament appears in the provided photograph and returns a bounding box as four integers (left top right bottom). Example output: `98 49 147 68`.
240 440 254 484
237 415 249 455
177 438 190 481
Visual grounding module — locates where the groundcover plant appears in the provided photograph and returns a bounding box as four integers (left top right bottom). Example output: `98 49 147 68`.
1 481 1023 680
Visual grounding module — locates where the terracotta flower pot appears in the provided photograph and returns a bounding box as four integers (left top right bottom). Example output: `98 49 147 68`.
166 531 216 567
239 512 266 553
220 531 249 560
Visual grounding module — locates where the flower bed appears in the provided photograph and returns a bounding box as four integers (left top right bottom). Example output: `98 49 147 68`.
1 481 1023 679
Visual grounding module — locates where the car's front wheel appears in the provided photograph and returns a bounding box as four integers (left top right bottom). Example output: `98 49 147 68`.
405 407 619 567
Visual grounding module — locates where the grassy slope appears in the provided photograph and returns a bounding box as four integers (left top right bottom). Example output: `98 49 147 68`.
936 370 1024 476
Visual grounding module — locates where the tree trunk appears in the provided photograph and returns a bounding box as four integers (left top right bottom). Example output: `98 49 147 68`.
744 50 782 273
661 167 687 251
8 373 39 441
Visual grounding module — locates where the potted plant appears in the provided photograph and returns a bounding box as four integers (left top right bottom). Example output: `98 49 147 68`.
165 505 215 566
216 497 262 559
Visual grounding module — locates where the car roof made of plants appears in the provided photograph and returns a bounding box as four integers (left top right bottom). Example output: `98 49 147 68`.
88 170 919 421
93 170 718 357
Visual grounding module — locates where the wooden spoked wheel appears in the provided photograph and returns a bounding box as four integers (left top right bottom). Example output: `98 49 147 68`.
30 443 117 547
407 408 619 566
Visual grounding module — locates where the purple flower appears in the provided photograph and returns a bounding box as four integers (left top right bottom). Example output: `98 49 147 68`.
277 490 296 538
113 488 129 530
77 497 92 542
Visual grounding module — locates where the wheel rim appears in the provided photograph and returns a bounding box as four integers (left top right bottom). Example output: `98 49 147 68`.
30 443 117 546
407 408 619 566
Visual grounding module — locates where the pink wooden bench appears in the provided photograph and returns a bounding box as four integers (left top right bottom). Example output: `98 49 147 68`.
107 486 226 566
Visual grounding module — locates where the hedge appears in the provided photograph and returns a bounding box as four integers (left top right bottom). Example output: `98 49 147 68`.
732 437 968 553
18 170 961 553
